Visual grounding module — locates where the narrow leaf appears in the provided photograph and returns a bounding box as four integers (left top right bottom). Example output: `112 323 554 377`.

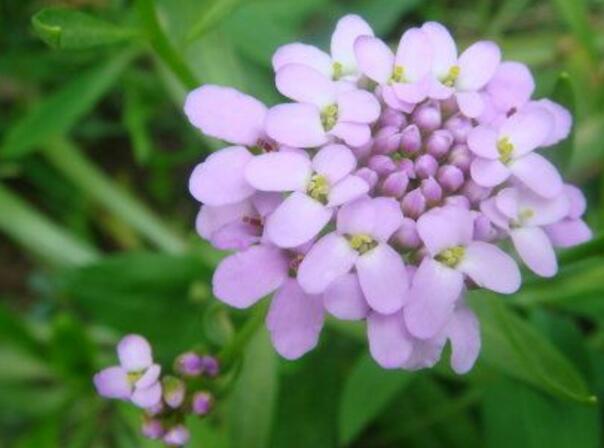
1 48 137 159
546 72 576 174
32 7 138 50
469 293 594 404
339 353 413 445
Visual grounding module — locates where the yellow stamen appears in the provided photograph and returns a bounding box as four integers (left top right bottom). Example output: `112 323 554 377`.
321 104 339 132
307 174 330 204
389 65 406 84
441 65 460 87
333 62 344 81
348 234 378 255
497 137 514 164
436 245 465 268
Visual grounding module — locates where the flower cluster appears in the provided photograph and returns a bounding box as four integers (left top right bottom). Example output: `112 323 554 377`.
94 335 218 446
186 16 591 373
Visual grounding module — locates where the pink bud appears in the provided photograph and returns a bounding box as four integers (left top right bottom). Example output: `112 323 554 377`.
448 144 472 172
368 155 397 176
462 180 492 205
400 124 421 154
192 391 214 416
437 165 464 192
421 177 442 204
444 194 470 209
162 376 186 409
355 167 379 190
415 154 438 179
397 158 416 178
413 101 442 131
445 114 473 143
163 425 190 446
426 129 454 158
474 213 496 241
141 419 164 440
381 172 409 198
401 188 426 219
394 217 421 248
379 107 407 128
373 126 402 154
175 352 203 377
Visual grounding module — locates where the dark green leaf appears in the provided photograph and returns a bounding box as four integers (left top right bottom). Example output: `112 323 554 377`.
49 313 96 381
1 48 137 159
469 293 594 403
32 7 138 50
59 251 211 360
123 83 153 164
482 377 599 448
546 73 576 174
338 353 413 445
228 328 278 448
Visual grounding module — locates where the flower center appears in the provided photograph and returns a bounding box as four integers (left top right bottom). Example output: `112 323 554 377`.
436 245 465 268
441 65 460 87
250 137 277 155
389 65 406 84
127 371 143 386
242 215 263 228
347 233 378 254
321 104 339 131
497 137 514 164
307 174 330 204
332 62 344 81
288 254 304 277
511 208 534 228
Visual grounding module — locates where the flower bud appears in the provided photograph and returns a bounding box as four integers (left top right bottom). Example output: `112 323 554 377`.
397 158 416 178
444 194 470 209
394 217 421 249
355 168 379 190
448 144 472 172
163 425 190 447
175 352 203 377
415 154 438 179
162 376 186 409
400 124 421 154
413 101 442 131
474 213 496 241
141 419 164 440
368 155 397 176
437 165 464 192
379 107 407 128
381 172 408 198
426 129 453 158
421 177 442 205
199 356 220 377
445 114 473 143
146 401 164 417
373 126 402 154
192 391 214 416
401 188 426 219
462 180 492 205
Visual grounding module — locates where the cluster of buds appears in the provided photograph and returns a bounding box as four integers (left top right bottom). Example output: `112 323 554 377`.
93 335 218 446
185 16 591 372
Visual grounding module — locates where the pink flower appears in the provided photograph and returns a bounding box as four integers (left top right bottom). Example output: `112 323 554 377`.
404 206 520 339
422 21 501 118
297 197 408 315
93 335 162 409
544 184 592 248
186 85 276 206
266 65 381 147
468 108 562 198
212 243 325 360
272 14 374 82
245 145 369 248
354 28 432 104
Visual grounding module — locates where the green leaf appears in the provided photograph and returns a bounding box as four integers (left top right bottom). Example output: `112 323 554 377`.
32 7 138 50
186 0 245 43
546 72 576 173
1 48 137 159
49 313 96 382
123 83 153 164
338 353 413 445
59 251 211 360
469 293 594 404
228 328 278 448
482 377 599 448
551 0 598 61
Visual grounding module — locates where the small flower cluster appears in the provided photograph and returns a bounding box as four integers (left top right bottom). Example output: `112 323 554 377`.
185 16 591 373
93 335 218 446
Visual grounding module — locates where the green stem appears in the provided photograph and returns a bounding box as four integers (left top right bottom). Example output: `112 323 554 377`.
0 183 100 267
218 300 269 369
135 0 199 90
42 138 187 254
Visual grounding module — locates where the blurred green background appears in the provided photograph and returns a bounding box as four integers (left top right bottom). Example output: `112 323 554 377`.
1 0 604 446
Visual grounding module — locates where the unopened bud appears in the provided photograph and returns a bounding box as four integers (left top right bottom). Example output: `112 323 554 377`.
426 129 454 158
368 155 397 176
421 177 442 205
400 124 421 154
163 425 190 447
175 352 203 377
448 144 472 172
355 167 379 190
192 391 214 416
401 188 426 219
445 114 473 143
162 376 186 409
141 419 164 440
413 101 442 131
373 126 402 154
415 154 438 179
437 165 464 192
381 172 408 198
394 217 421 249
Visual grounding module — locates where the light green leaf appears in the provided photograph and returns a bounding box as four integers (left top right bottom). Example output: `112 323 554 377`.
186 0 244 43
339 353 413 446
551 0 598 61
228 328 278 448
469 293 594 404
123 83 153 164
482 377 599 448
1 48 137 159
32 7 139 50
